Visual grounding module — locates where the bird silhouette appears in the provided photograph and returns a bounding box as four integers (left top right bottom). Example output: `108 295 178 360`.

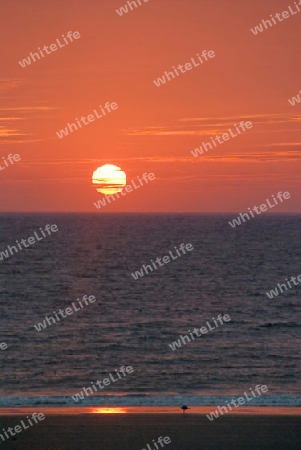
181 405 189 414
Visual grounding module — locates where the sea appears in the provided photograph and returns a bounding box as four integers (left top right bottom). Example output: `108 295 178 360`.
0 213 301 409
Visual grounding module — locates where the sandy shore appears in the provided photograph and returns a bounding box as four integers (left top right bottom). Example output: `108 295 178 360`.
0 412 301 450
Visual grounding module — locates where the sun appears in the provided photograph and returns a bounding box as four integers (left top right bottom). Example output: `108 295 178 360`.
92 164 126 194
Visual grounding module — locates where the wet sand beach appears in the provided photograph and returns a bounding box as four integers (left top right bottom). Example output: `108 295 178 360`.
1 412 301 450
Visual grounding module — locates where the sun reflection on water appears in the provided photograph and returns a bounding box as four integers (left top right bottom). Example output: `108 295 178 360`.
91 407 127 414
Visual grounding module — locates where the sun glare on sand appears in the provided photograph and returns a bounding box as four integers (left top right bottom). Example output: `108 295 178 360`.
91 408 126 414
92 164 126 194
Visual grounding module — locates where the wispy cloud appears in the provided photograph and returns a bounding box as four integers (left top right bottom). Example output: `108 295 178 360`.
11 150 301 167
0 79 25 91
179 114 301 124
126 129 226 136
0 104 59 142
197 150 301 162
0 118 24 121
0 139 43 145
0 106 58 111
127 114 301 136
0 126 25 137
261 142 301 148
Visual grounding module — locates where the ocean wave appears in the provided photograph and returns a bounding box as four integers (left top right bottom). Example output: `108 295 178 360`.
0 395 300 407
259 321 300 328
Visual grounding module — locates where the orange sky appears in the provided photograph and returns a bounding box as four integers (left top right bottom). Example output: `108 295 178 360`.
0 0 300 212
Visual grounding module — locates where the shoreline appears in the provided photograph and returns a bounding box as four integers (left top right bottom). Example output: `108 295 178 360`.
1 406 301 416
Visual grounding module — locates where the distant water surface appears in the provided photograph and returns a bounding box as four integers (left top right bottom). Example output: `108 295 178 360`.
0 214 300 407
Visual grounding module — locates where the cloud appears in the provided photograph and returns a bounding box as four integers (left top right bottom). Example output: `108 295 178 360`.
0 105 59 142
0 126 26 138
126 129 226 136
126 114 301 136
261 142 301 148
0 79 24 91
0 106 58 111
11 150 301 167
195 150 301 162
0 118 24 121
0 139 43 145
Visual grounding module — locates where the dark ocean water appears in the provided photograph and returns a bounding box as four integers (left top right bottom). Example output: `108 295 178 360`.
0 213 301 407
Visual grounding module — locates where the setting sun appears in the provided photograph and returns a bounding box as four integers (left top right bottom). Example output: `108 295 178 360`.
92 164 126 195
